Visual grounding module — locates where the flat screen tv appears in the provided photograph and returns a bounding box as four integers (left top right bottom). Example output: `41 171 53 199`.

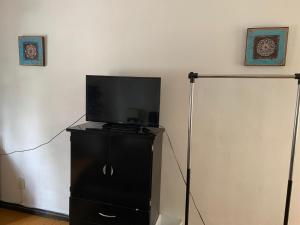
86 75 161 127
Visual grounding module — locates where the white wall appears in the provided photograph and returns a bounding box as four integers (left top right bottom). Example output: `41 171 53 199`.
0 0 300 224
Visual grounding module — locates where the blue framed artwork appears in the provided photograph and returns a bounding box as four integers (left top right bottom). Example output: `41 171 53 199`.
245 27 289 66
18 36 45 66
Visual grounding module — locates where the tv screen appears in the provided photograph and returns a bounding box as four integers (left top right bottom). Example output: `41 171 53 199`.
86 75 161 127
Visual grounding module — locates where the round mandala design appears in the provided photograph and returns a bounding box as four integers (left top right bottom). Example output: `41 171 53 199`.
25 44 38 59
256 38 276 57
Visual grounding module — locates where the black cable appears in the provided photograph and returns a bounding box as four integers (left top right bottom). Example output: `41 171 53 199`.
190 190 207 225
0 114 85 156
164 129 186 184
163 127 207 225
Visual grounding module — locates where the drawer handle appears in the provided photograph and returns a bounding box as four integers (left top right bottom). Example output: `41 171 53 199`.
102 164 107 175
110 166 114 176
98 212 117 218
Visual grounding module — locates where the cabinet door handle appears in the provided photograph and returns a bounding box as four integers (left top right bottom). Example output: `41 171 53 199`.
110 166 114 176
102 164 107 175
98 212 117 218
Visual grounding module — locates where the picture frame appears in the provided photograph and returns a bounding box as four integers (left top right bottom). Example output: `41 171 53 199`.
18 36 45 66
245 27 289 66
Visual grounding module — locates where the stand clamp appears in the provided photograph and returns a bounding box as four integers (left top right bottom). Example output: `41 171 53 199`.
188 72 199 83
295 73 300 83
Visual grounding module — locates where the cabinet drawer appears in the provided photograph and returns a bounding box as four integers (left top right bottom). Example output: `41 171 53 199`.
70 197 150 225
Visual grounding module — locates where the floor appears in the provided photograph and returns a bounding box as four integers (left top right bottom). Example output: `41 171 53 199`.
0 208 69 225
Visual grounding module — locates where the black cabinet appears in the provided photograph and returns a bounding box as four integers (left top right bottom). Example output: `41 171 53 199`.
67 123 164 225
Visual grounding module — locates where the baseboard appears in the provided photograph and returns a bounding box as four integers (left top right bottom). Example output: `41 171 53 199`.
0 200 69 221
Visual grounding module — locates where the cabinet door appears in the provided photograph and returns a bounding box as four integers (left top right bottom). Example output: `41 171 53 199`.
71 132 110 200
108 134 154 210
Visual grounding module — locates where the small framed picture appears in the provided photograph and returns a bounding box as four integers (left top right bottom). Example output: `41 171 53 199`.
18 36 45 66
245 27 289 66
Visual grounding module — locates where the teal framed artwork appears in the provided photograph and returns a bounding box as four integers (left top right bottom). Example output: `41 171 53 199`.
18 36 45 66
245 27 289 66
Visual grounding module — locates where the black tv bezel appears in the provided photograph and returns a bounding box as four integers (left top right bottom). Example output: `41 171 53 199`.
86 75 161 127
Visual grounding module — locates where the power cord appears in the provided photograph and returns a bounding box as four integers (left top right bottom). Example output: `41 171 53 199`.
163 127 207 225
0 114 85 156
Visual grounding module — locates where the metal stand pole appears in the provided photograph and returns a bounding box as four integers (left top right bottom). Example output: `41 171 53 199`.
185 72 199 225
185 72 299 225
284 75 300 225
